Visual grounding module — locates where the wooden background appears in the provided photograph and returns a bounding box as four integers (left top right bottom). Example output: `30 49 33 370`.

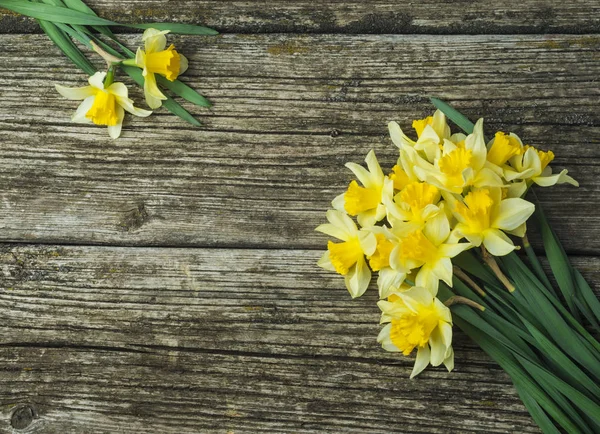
1 1 599 432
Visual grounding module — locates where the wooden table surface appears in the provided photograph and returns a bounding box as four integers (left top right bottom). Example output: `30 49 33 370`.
0 1 599 433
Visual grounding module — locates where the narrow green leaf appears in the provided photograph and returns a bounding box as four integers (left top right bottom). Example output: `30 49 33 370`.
122 66 202 127
517 355 600 429
37 19 96 75
455 318 579 434
514 384 561 434
62 0 96 15
429 97 475 134
501 254 600 379
0 1 218 34
53 22 92 49
0 1 116 25
522 236 556 296
157 76 212 108
574 297 600 333
533 202 579 317
520 316 600 399
573 268 600 324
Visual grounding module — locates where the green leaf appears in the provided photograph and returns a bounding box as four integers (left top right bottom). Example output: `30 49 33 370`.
520 315 600 399
533 199 579 318
53 22 92 49
429 97 475 134
37 19 96 75
157 76 212 108
0 1 218 34
514 385 561 434
0 1 116 25
455 317 579 434
122 66 202 127
62 0 96 15
517 355 600 429
522 236 556 297
574 268 600 325
501 253 600 379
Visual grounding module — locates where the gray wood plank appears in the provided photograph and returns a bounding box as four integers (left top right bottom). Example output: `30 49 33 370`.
5 244 586 432
1 0 600 34
0 34 598 252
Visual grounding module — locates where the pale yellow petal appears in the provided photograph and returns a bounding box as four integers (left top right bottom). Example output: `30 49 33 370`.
345 257 371 298
71 96 95 123
107 105 125 139
55 84 95 100
143 28 169 53
410 345 431 378
317 251 336 272
482 228 515 256
492 198 535 231
88 71 107 90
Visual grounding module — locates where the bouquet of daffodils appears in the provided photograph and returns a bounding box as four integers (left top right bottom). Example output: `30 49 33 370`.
0 0 217 137
317 98 600 433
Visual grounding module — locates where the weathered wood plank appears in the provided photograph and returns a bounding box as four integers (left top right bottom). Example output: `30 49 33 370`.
1 0 600 34
7 245 594 432
0 34 598 252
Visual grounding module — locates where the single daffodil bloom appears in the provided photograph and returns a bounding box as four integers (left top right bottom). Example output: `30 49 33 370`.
134 28 189 109
378 286 454 378
55 71 152 139
316 210 377 298
448 188 535 256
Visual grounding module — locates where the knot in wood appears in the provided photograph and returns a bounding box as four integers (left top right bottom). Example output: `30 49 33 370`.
11 404 36 430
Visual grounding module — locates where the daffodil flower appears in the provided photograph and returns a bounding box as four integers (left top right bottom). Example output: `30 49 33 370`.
383 178 442 234
377 286 454 378
448 188 535 256
133 28 189 109
389 211 471 294
505 146 579 187
412 119 505 194
55 71 152 139
365 229 407 298
388 110 451 162
316 210 377 298
332 150 388 227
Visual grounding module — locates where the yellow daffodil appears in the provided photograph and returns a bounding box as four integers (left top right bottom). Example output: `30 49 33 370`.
449 188 535 256
365 229 407 298
505 146 579 187
332 150 388 227
487 131 524 167
134 28 189 109
316 210 377 298
55 71 152 139
383 178 442 234
377 286 454 378
389 212 471 294
413 119 505 194
388 110 451 162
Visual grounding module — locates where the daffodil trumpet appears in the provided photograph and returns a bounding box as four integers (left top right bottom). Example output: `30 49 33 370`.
316 99 600 434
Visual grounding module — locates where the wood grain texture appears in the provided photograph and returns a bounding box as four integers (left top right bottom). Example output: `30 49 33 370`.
1 0 600 34
8 245 597 432
0 34 598 252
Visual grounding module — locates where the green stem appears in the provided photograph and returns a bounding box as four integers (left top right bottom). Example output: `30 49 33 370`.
104 67 115 87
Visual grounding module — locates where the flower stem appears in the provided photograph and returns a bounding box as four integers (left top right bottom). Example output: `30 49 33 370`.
104 67 115 88
481 246 516 292
444 296 485 311
453 266 486 297
91 40 123 68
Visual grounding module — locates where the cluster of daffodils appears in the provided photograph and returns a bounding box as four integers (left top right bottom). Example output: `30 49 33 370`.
317 110 578 378
56 29 188 139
